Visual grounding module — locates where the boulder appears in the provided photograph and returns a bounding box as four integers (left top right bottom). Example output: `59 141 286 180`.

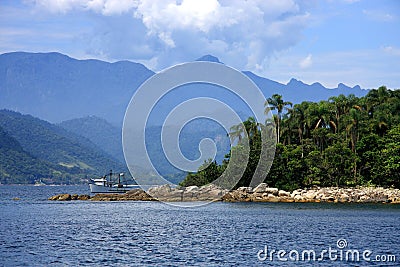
253 183 268 193
221 192 237 202
196 184 228 201
291 189 302 198
278 190 290 197
265 187 279 196
294 195 304 202
337 194 349 202
236 186 253 193
185 185 199 193
303 191 317 200
90 194 118 201
148 184 172 196
48 193 71 201
77 194 91 200
125 190 154 201
59 194 71 201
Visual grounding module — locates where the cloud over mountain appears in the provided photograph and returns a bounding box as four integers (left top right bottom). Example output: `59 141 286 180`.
30 0 311 71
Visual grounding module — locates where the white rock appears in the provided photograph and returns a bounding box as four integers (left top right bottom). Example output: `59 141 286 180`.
265 187 279 196
185 186 199 193
253 183 268 193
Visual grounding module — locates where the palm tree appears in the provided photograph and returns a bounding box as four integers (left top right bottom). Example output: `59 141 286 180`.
229 117 260 145
280 113 293 145
229 123 245 144
329 94 347 133
243 117 259 140
346 107 359 148
265 94 292 143
345 106 362 183
329 94 360 133
289 102 310 156
365 86 389 118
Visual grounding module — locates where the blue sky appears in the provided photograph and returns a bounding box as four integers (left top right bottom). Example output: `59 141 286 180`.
0 0 399 89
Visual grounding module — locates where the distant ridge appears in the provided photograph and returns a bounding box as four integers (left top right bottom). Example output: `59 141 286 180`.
59 116 124 163
196 54 223 63
242 71 366 105
0 52 368 124
0 52 154 125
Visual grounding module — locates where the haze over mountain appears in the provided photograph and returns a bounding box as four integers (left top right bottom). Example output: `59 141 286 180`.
59 115 230 185
0 52 368 126
0 52 154 125
59 116 124 163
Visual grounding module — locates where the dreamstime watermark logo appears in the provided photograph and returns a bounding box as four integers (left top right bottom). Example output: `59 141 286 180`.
257 238 397 263
122 62 276 206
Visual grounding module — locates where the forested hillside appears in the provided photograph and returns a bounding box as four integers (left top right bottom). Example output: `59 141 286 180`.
0 125 57 184
181 86 400 190
0 110 125 184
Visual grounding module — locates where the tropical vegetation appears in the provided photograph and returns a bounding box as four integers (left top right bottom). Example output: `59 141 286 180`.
180 86 400 190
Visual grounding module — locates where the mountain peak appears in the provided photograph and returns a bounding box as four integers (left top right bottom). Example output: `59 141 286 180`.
337 82 350 90
337 83 363 91
287 78 305 86
195 55 222 63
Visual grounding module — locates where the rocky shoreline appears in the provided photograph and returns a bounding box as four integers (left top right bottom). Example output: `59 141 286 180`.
49 183 400 204
222 183 400 203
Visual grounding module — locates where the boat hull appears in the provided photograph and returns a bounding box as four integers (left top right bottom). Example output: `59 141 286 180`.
89 184 140 194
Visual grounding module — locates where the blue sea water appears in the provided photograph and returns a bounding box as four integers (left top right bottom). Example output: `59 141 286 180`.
0 185 399 266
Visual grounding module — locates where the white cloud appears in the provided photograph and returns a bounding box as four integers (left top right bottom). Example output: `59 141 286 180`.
32 0 139 15
382 46 400 56
362 9 396 22
30 0 311 72
299 54 312 69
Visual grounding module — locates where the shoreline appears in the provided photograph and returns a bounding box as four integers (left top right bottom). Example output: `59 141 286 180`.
48 183 400 204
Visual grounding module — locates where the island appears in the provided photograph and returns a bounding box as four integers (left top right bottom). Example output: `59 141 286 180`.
49 183 400 204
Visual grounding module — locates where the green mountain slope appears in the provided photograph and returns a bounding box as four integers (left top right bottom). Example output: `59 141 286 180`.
0 125 54 184
0 110 126 184
59 116 124 163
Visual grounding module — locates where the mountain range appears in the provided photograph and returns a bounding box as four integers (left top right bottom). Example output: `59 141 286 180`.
0 52 368 126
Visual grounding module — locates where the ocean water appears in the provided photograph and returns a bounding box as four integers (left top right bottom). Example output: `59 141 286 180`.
0 185 399 266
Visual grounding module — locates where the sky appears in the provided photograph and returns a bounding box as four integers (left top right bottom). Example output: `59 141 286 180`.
0 0 399 89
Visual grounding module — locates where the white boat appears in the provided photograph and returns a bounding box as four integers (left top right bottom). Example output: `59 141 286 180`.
34 179 46 186
89 171 140 193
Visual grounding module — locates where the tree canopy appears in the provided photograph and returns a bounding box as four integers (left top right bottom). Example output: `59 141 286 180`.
180 86 400 190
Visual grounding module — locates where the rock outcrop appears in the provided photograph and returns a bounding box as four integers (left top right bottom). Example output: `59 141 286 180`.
148 184 229 202
48 184 400 204
48 194 91 201
90 189 154 201
48 193 73 201
223 185 400 204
